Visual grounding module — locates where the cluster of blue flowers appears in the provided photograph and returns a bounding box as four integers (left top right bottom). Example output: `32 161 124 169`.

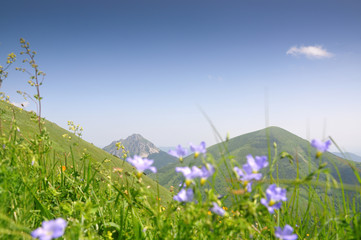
31 139 331 239
170 142 226 216
233 154 289 215
168 141 207 161
233 154 268 192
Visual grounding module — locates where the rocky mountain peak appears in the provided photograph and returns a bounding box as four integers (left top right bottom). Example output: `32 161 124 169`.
103 134 160 158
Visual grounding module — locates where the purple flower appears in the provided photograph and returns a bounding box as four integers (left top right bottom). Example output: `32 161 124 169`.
261 184 287 213
168 145 188 162
190 141 206 158
175 166 202 187
31 218 67 240
210 202 225 216
246 154 268 173
311 139 331 157
275 225 298 240
233 166 254 192
233 155 267 192
127 155 157 178
173 188 194 202
200 163 215 185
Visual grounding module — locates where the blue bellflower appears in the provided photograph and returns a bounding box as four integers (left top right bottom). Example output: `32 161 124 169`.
31 218 67 240
233 166 254 192
245 154 268 174
311 139 331 158
261 184 287 213
173 188 194 202
175 166 202 187
169 145 188 162
200 163 215 185
233 155 268 192
210 202 226 216
190 141 206 158
127 155 157 178
275 225 298 240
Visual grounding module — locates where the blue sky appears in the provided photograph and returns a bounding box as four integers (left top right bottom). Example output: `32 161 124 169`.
1 0 361 155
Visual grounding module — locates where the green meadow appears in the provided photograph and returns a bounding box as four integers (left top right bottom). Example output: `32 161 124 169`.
1 40 361 240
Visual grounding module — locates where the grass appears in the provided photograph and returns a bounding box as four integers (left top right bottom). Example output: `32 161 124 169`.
0 40 360 239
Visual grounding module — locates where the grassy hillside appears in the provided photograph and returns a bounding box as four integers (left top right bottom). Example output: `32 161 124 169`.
154 126 361 204
0 100 172 202
1 100 360 239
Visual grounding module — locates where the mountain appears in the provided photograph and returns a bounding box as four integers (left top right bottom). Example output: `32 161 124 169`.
0 100 172 202
153 126 361 200
103 134 178 169
159 146 192 157
332 152 361 163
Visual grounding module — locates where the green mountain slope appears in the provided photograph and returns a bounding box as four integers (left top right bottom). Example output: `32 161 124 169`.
154 126 361 198
0 100 172 202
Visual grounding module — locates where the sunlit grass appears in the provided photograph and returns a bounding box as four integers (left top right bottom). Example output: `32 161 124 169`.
0 39 360 239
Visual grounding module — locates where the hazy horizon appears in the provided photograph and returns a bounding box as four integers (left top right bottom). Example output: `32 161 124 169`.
1 0 360 155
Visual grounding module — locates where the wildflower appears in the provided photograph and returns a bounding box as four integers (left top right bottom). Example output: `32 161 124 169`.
200 163 215 185
127 155 157 178
173 188 194 202
31 218 67 240
311 139 331 158
234 155 268 192
261 184 287 213
233 166 254 192
275 225 298 240
61 166 66 171
175 166 202 187
168 145 188 162
210 202 226 216
190 141 206 158
244 154 268 176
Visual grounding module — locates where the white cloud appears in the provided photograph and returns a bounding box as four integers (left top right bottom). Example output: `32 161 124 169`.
286 45 333 59
12 101 29 108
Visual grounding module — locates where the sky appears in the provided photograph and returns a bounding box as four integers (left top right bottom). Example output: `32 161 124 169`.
1 0 361 155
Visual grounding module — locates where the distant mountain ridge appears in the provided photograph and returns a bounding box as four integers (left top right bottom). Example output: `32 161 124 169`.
332 152 361 163
103 134 178 169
